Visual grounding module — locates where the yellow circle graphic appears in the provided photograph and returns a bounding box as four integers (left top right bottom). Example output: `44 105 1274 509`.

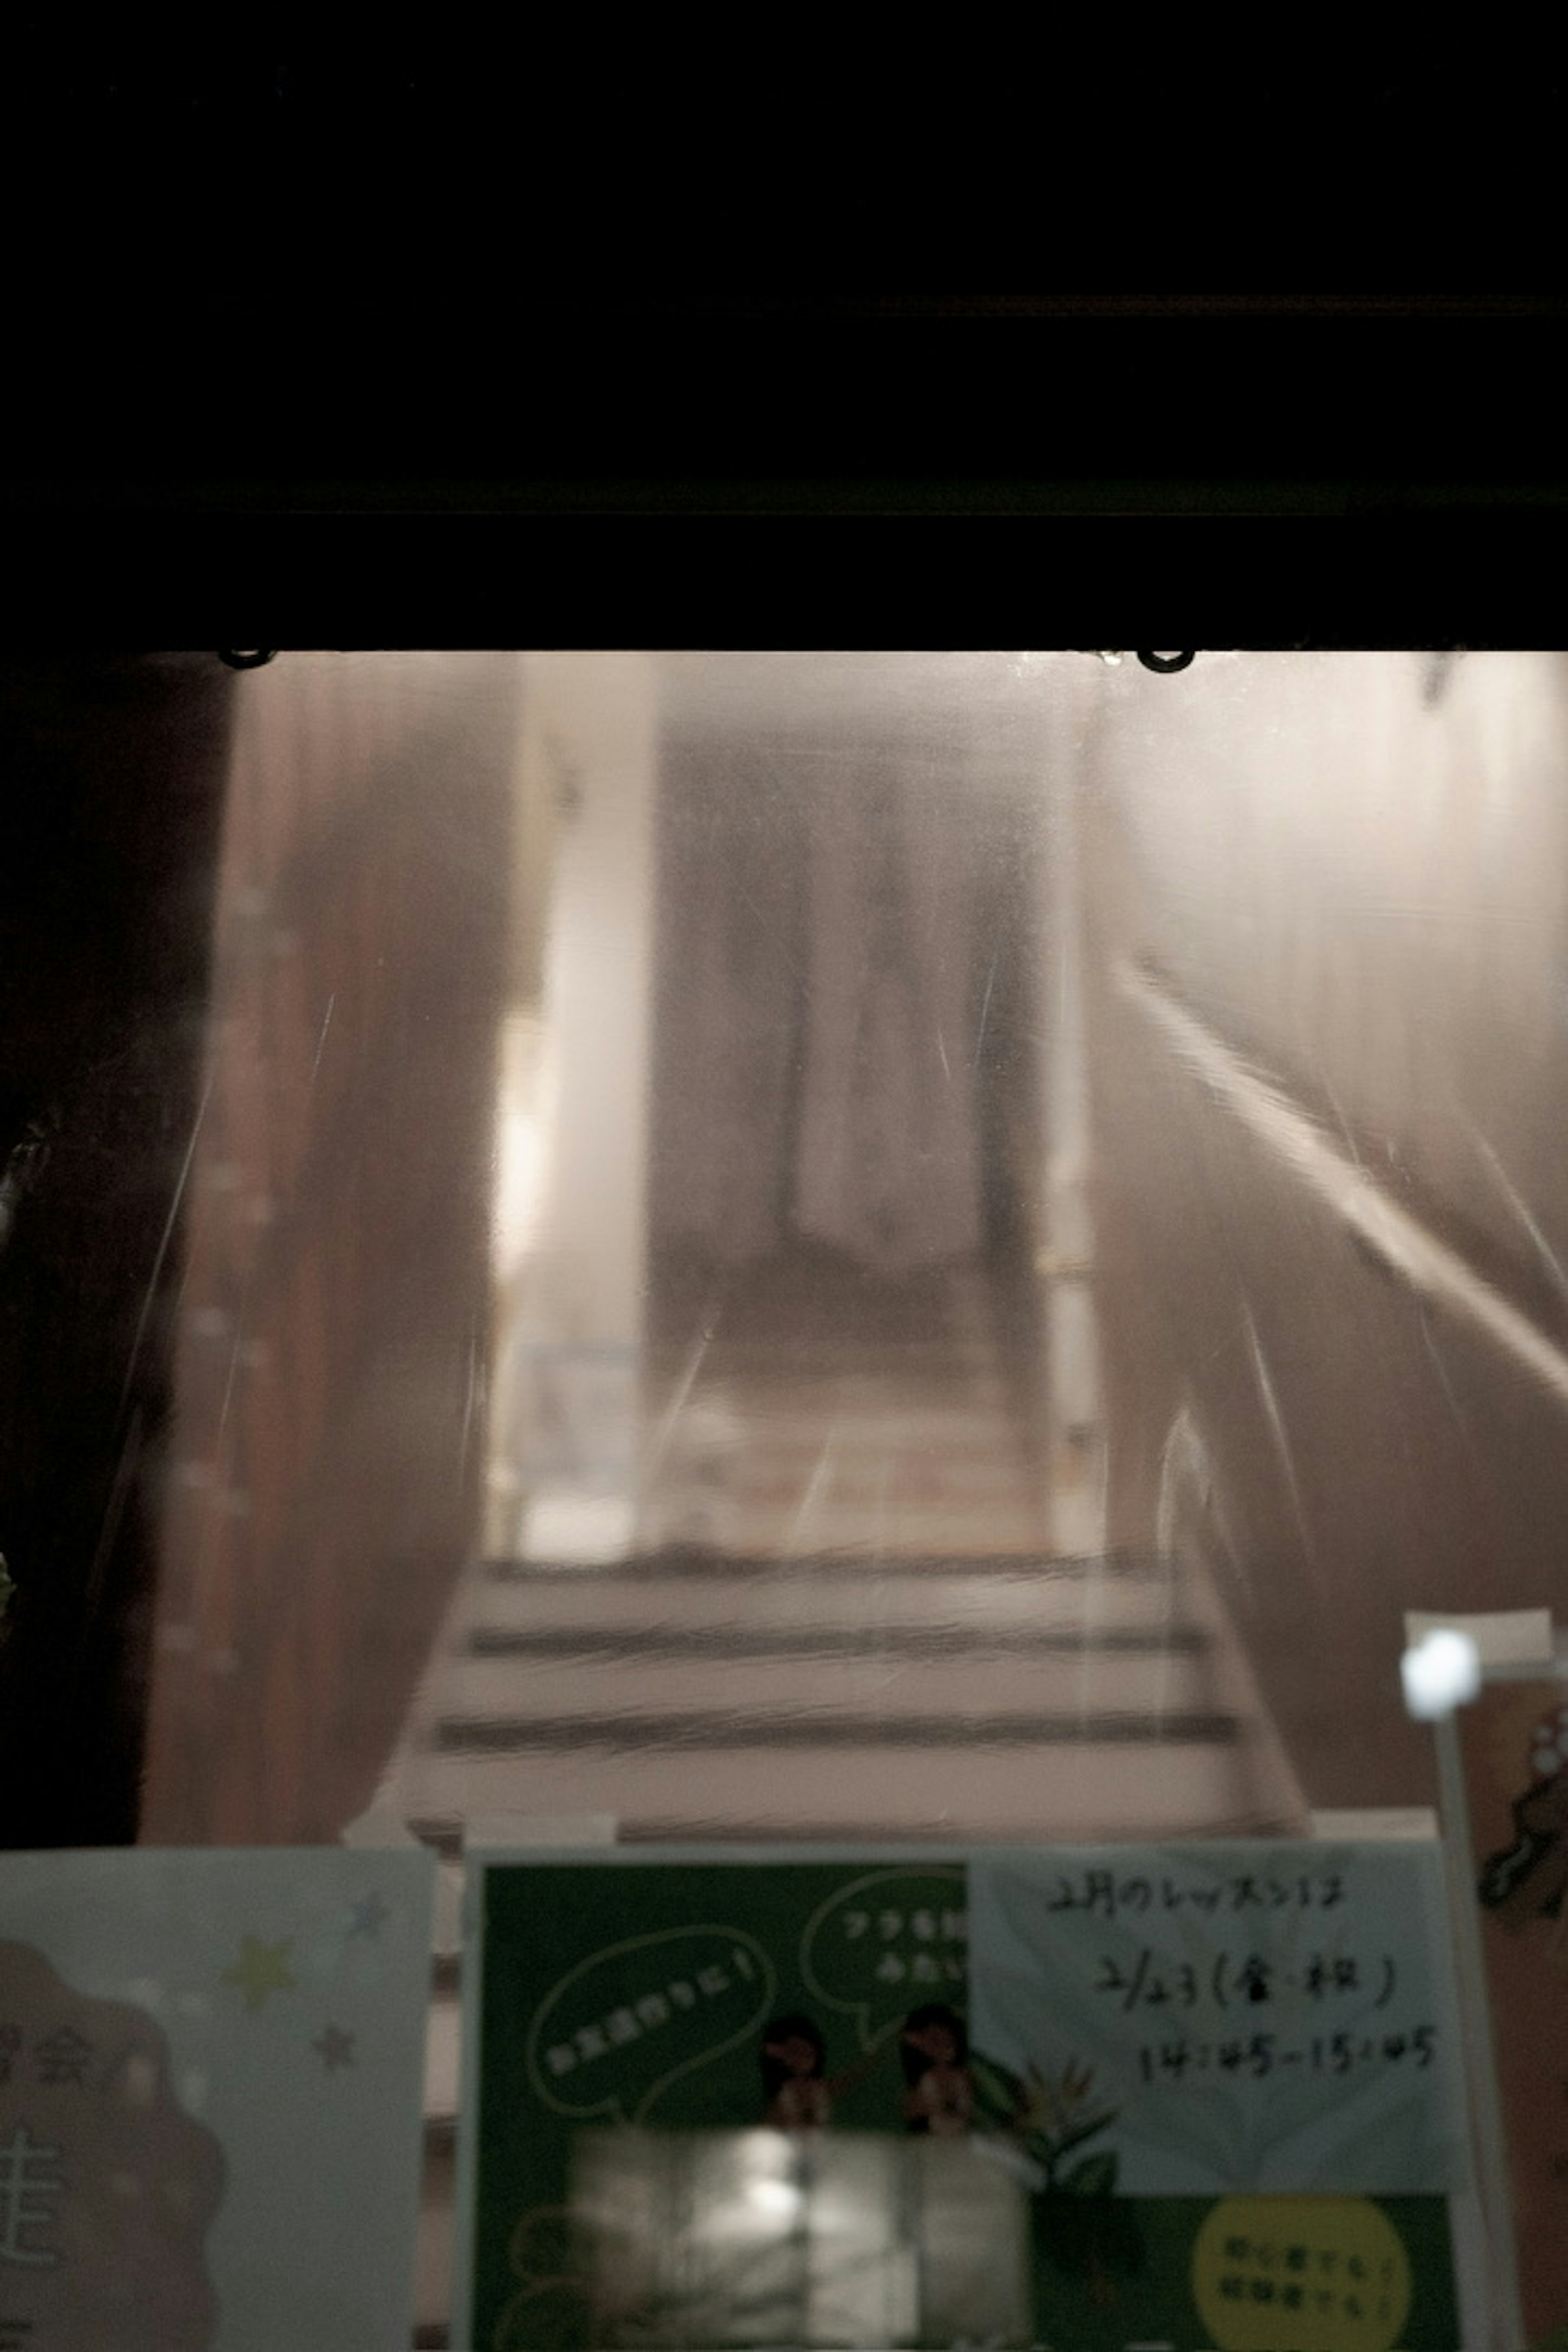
1192 2197 1411 2351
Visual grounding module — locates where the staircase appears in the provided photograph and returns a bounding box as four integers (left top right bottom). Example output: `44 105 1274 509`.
366 1260 1304 2345
403 1548 1276 1848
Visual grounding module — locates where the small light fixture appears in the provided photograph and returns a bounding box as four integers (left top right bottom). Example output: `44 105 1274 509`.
1401 1626 1482 1720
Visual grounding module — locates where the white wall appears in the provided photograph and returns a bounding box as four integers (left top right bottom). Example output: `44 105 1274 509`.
487 652 658 1561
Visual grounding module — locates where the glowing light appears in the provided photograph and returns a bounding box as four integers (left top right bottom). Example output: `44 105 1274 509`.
1401 1627 1482 1720
744 2176 804 2223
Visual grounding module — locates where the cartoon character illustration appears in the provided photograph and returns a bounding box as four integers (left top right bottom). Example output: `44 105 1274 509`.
761 2013 835 2129
760 2013 888 2131
899 2002 975 2137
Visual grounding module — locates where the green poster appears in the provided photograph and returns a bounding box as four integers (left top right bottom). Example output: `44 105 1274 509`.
454 1851 1465 2351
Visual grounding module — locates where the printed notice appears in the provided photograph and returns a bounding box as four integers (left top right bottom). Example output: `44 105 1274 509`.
968 1842 1467 2197
0 1847 434 2352
454 1846 1465 2351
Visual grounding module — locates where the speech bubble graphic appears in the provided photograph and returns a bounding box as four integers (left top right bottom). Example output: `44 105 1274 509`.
525 1925 776 2124
1192 2196 1412 2352
800 1867 968 2051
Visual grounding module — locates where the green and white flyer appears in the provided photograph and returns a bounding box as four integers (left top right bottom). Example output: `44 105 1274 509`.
454 1844 1474 2351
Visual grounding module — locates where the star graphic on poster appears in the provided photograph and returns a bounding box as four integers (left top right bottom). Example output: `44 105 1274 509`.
312 2024 356 2072
221 1935 296 2013
348 1891 390 1939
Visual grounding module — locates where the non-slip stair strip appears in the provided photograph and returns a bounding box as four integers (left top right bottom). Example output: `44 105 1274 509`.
481 1548 1169 1581
462 1622 1207 1659
431 1708 1242 1753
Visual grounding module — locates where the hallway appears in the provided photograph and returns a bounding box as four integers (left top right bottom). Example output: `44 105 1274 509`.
143 650 1568 1855
135 650 1344 2345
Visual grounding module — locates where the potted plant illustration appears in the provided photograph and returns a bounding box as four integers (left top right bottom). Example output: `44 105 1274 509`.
970 2049 1142 2309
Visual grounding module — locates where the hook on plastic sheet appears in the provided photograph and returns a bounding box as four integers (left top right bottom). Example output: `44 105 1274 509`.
217 651 276 670
1136 651 1197 674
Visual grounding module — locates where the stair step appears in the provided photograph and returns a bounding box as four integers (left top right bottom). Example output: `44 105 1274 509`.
650 1417 1029 1454
650 1507 1048 1550
726 1459 1039 1498
483 1550 1165 1580
433 1648 1214 1722
401 1736 1257 1841
432 1704 1238 1754
463 1564 1186 1648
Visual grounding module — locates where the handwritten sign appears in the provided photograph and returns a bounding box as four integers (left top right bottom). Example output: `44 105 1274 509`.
454 1845 1466 2351
0 1848 434 2352
968 1844 1465 2199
